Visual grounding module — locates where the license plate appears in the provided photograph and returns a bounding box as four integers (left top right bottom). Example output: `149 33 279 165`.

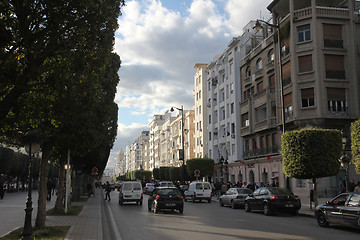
285 204 294 207
166 203 176 207
197 194 203 196
124 195 132 198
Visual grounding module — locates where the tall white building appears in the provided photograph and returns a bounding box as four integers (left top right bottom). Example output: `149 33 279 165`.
205 22 262 183
193 64 208 158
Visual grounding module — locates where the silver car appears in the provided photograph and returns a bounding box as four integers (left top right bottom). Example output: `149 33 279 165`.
219 188 253 209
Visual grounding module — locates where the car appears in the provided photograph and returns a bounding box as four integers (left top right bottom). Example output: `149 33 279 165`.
179 184 189 195
118 181 143 205
244 187 301 215
159 181 174 187
219 188 253 209
184 181 212 203
144 183 155 194
148 187 184 214
315 192 360 229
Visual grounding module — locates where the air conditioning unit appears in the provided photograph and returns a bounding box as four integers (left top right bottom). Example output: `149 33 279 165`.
231 134 235 138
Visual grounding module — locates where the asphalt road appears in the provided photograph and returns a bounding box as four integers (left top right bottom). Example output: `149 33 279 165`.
101 192 360 240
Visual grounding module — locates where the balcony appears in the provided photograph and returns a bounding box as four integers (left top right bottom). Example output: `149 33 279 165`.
243 145 280 159
294 6 350 21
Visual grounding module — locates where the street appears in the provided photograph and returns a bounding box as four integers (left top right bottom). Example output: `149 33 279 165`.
101 191 360 240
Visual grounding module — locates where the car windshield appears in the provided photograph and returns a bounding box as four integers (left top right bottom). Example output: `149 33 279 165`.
268 188 292 195
133 183 141 190
237 188 252 194
158 189 181 195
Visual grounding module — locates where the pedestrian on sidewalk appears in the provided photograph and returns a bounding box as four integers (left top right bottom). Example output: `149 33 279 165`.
47 179 53 201
104 181 111 201
354 181 360 193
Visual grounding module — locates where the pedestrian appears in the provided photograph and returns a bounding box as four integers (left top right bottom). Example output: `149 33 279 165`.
104 181 111 201
87 181 93 197
354 182 360 193
0 181 4 200
349 179 356 192
46 179 52 201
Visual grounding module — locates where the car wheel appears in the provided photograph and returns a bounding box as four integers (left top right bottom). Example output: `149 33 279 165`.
231 201 236 209
263 203 272 216
208 198 211 203
219 199 224 207
119 199 123 206
184 197 187 202
291 209 298 216
179 208 184 214
148 204 152 212
139 200 143 206
244 202 251 212
317 212 329 227
192 196 196 203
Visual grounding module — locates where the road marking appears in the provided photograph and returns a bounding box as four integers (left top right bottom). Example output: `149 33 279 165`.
105 201 122 240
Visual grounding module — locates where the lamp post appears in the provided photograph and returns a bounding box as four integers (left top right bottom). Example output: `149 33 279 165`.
339 136 351 192
170 105 185 183
22 130 41 240
254 19 286 134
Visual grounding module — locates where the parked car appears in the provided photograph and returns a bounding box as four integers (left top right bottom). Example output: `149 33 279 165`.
144 183 155 194
219 188 253 209
244 187 301 215
118 181 143 205
315 192 360 229
184 181 212 203
159 181 174 187
148 187 184 214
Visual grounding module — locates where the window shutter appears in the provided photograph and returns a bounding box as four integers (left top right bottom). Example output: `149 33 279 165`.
298 55 313 73
301 88 314 99
282 61 291 79
269 74 275 87
327 88 345 100
284 93 292 107
325 55 344 71
323 24 342 40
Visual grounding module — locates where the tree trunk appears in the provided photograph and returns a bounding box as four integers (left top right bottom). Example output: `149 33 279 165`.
54 160 65 214
35 146 49 229
313 178 319 207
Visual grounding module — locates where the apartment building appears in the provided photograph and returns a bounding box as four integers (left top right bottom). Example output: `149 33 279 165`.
193 63 208 159
206 22 262 183
126 131 149 172
238 0 360 197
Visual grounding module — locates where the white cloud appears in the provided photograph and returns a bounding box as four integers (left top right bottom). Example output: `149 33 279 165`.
110 0 272 166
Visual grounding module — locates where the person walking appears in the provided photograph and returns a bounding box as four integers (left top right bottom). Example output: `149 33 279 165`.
47 179 53 201
354 182 360 193
104 181 111 201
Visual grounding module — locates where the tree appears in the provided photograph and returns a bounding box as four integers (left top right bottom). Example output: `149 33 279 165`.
282 129 342 206
169 167 181 182
159 167 170 181
153 168 160 180
351 120 360 173
186 158 215 180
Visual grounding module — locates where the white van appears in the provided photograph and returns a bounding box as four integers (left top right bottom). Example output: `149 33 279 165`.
159 181 174 187
184 181 212 203
118 181 143 205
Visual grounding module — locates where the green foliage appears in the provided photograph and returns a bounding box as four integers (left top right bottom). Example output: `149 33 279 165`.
282 129 342 179
351 120 360 173
0 226 70 240
186 158 215 178
159 167 170 181
169 167 181 182
0 147 14 174
153 168 160 180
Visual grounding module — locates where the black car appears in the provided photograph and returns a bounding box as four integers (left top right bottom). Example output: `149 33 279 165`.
244 187 301 215
148 187 184 214
315 192 360 229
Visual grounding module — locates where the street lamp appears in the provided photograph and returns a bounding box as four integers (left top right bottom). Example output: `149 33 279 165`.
254 19 286 133
339 136 351 192
217 156 228 183
170 105 185 183
22 130 42 240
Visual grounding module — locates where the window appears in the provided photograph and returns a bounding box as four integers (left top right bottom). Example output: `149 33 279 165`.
255 105 267 122
209 132 212 141
297 24 311 42
231 123 235 134
296 179 305 188
256 58 263 70
284 93 293 119
268 49 274 62
230 103 234 114
230 63 233 75
325 55 345 79
282 61 291 86
199 105 201 114
327 88 347 114
242 113 249 127
230 83 234 93
246 66 251 78
269 74 275 88
257 81 264 93
301 88 315 108
199 90 201 99
298 55 313 73
323 24 343 48
347 195 360 207
208 114 211 124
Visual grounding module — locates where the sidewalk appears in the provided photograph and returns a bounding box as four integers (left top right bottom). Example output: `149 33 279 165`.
0 188 103 240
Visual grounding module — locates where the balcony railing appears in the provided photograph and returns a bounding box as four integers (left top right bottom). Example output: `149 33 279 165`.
326 70 346 79
243 145 280 159
324 39 343 48
316 7 349 18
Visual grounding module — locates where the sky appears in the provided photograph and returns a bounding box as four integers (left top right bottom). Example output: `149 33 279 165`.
107 0 272 169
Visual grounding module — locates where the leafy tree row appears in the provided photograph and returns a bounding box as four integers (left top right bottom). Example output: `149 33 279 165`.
0 0 125 229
